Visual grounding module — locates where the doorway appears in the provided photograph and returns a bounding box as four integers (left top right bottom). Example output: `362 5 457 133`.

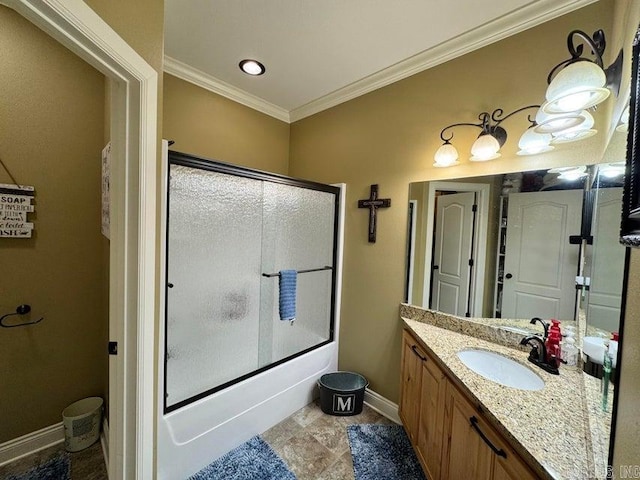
430 191 477 316
3 1 158 478
421 182 490 317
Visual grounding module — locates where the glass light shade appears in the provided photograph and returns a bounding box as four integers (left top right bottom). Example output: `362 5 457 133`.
616 105 630 133
433 143 459 167
543 61 609 113
551 129 597 144
551 110 596 144
470 133 501 161
517 127 554 156
599 162 625 178
557 166 588 181
533 108 584 134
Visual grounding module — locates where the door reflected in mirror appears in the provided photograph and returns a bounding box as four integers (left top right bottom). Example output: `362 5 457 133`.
406 164 626 337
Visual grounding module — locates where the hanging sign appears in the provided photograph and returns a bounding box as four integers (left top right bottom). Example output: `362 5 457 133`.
0 183 35 238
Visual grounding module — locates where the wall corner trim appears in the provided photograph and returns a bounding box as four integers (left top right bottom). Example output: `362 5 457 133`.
0 423 64 467
363 388 401 424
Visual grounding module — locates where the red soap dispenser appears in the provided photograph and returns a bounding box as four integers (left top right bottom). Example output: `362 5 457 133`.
546 319 562 367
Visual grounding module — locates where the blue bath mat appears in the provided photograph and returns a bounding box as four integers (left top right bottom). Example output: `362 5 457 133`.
347 424 426 480
7 453 70 480
189 436 296 480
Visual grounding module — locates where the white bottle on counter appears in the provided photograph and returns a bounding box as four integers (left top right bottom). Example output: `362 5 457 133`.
562 336 579 368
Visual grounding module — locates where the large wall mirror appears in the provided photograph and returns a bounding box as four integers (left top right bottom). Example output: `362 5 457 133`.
407 159 627 336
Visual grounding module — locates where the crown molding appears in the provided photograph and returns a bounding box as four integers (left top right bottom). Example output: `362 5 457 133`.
164 56 290 123
164 0 597 124
289 0 599 122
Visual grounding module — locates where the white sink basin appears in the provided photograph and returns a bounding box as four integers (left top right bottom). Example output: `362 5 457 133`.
457 349 545 391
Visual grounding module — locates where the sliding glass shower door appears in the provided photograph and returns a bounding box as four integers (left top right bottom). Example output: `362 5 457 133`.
164 153 339 412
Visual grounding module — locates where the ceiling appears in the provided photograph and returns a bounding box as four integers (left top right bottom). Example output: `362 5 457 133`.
164 0 597 123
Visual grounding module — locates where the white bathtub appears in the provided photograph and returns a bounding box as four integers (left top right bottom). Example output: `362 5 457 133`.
157 340 337 480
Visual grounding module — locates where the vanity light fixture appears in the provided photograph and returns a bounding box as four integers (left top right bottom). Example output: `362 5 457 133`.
543 29 623 114
239 59 266 76
434 106 541 166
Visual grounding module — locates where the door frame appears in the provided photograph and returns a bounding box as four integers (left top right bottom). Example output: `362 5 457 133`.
406 200 418 304
422 182 490 318
3 1 158 478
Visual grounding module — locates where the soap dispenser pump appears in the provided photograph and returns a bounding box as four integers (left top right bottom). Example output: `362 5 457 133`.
546 319 562 368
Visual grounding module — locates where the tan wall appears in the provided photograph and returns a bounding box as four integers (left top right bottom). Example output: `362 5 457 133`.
0 7 106 442
289 1 613 403
163 74 290 173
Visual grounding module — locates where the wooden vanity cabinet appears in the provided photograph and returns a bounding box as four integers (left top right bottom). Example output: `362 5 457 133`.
441 382 537 480
399 330 446 480
400 329 538 480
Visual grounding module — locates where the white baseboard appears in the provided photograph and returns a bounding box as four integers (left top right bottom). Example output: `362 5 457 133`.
364 388 401 424
100 417 109 472
0 423 64 467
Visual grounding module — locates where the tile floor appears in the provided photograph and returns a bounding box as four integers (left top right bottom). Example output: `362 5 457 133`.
262 400 397 480
0 400 396 479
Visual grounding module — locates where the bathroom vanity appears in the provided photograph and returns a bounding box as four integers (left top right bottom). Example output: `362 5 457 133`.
399 305 612 480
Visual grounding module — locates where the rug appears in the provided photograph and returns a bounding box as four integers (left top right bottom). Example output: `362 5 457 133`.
189 436 296 480
347 424 426 480
7 453 70 480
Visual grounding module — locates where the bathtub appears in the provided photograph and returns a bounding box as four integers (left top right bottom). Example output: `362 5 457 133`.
157 340 338 479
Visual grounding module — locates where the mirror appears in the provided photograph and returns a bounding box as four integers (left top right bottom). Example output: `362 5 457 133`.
406 162 626 336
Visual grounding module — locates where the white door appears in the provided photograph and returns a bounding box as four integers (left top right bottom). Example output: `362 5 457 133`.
586 187 625 332
431 192 475 316
502 190 582 321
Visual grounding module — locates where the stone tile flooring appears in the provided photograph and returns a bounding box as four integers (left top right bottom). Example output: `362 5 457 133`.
262 400 397 480
0 401 396 479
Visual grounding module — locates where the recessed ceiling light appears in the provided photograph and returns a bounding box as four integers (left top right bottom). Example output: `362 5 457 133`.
239 59 265 76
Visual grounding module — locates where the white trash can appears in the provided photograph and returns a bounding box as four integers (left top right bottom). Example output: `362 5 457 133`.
62 397 103 452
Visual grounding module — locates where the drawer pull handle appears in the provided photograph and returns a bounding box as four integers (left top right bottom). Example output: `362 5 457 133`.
470 416 507 458
411 345 427 361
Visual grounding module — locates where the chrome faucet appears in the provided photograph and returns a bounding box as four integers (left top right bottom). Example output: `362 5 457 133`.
520 333 559 375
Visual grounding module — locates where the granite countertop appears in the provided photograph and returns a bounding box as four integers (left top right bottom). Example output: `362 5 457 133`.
400 304 612 480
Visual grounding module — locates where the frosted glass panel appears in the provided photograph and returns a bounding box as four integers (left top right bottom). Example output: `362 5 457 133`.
166 165 263 408
164 156 338 411
261 183 336 364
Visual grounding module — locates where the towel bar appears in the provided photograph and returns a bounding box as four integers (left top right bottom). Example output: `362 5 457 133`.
262 266 333 278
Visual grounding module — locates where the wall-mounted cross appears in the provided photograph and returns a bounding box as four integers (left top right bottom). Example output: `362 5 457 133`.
358 184 391 243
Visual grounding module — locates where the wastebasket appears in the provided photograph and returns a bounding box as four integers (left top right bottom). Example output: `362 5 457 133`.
62 397 103 452
318 371 368 416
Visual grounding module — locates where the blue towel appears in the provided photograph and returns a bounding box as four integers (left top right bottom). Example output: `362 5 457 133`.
278 270 297 321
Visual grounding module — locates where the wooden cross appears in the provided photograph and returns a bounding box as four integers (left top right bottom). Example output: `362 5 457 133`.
358 184 391 243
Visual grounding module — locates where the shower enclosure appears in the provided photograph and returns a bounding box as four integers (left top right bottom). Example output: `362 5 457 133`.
158 150 344 479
